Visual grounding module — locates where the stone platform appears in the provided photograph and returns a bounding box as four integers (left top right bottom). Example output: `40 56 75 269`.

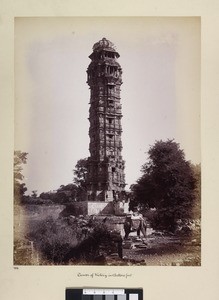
64 200 129 216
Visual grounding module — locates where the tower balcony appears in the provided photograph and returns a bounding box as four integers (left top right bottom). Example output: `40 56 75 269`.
106 107 122 114
106 140 114 146
105 124 122 131
107 91 119 97
106 107 115 114
105 140 122 148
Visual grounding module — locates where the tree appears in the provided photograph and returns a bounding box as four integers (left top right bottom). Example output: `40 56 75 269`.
130 174 155 211
39 184 78 204
73 158 88 188
14 151 28 204
73 158 88 201
131 140 196 231
191 163 201 219
56 183 78 203
31 190 38 198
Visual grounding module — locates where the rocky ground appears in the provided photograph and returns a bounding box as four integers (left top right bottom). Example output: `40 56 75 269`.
106 231 201 266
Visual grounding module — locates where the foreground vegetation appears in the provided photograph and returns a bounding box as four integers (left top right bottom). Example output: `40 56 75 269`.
14 209 122 265
14 203 200 266
14 139 201 265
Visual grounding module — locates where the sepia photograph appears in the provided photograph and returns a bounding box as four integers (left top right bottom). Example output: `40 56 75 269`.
14 17 201 266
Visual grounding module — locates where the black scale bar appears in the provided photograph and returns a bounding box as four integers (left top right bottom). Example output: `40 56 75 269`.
66 289 143 300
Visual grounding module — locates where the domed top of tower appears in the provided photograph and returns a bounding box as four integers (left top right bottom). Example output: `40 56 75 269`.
93 37 116 52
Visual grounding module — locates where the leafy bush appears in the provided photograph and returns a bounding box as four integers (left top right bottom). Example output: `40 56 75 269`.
26 216 117 264
63 221 113 264
26 217 79 264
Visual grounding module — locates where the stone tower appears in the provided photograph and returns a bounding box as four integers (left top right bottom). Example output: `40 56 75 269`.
86 38 126 203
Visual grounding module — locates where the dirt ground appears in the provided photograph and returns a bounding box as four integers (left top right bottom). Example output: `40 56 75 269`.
106 231 201 266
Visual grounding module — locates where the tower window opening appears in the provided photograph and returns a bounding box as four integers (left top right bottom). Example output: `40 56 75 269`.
108 100 114 107
110 150 115 156
112 167 115 172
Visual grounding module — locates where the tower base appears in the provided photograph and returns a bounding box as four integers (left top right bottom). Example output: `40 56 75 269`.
87 190 114 202
63 200 129 216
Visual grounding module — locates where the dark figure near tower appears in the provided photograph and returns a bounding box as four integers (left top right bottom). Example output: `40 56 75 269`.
86 38 126 203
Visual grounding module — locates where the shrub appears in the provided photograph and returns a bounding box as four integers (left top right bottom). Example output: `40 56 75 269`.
26 217 79 264
26 216 118 264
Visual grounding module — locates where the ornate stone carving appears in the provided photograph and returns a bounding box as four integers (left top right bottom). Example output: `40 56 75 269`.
86 38 126 202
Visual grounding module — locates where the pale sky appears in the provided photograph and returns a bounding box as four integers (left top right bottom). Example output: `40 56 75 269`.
15 17 200 194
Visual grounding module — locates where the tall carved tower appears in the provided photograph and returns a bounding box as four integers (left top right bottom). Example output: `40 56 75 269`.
86 38 126 202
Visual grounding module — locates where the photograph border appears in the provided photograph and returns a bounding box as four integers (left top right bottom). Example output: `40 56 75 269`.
1 1 219 300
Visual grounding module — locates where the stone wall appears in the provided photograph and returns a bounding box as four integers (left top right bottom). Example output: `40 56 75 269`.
61 200 129 216
87 201 114 215
63 201 114 216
